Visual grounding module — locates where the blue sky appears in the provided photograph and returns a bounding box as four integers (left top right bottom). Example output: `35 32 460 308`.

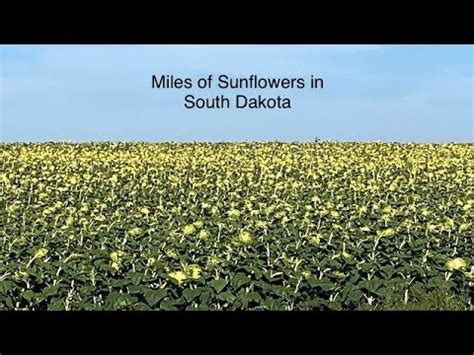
0 45 472 142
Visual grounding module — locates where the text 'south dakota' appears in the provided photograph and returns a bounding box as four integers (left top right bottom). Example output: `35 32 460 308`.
151 74 324 110
183 94 292 109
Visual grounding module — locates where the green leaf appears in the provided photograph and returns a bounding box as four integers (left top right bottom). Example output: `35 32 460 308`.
252 269 263 280
231 273 251 290
358 279 383 293
111 278 131 288
196 304 210 310
199 290 212 303
272 285 292 298
217 290 236 303
209 279 228 293
78 285 94 296
0 281 12 294
106 292 137 309
128 285 145 294
235 293 250 309
23 290 35 301
183 288 202 302
307 275 321 288
42 285 60 298
82 302 99 311
134 302 152 310
160 299 178 311
262 298 282 310
327 301 342 310
320 282 334 292
0 296 14 309
144 288 167 307
369 279 383 292
300 298 323 310
344 289 364 304
48 298 65 310
128 272 143 286
247 292 262 304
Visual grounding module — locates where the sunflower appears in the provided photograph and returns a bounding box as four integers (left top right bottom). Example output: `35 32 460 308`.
168 271 187 285
446 258 467 271
182 224 196 236
238 231 253 245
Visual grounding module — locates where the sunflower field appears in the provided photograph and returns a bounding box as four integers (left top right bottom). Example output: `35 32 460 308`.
0 142 473 310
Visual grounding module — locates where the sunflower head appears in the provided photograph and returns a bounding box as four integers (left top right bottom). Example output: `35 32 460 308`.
33 247 48 259
111 261 121 271
332 271 346 279
198 230 210 240
459 223 470 233
110 251 119 263
146 257 156 267
227 209 241 219
378 228 395 238
446 257 467 271
128 227 142 237
168 271 187 285
238 231 253 245
185 264 202 279
182 224 196 236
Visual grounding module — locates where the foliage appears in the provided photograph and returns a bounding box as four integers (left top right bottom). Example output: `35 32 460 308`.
0 142 472 310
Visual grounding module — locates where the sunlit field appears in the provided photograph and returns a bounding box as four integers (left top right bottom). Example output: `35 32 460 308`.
1 142 472 310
